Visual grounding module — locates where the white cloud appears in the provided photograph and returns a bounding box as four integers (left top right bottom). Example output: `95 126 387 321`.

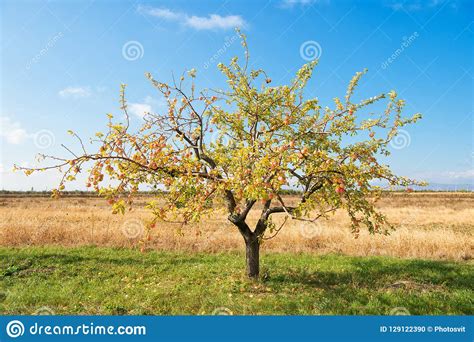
144 7 181 20
138 6 246 30
58 86 92 99
0 116 57 149
414 169 474 184
0 162 71 191
128 96 166 118
388 0 447 11
281 0 318 7
129 103 152 118
185 14 246 30
0 116 29 144
443 169 474 180
388 2 404 11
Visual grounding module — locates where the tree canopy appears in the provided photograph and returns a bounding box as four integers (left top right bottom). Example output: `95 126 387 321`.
17 30 423 277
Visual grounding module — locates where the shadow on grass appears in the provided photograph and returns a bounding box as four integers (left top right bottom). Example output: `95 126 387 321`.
266 257 473 291
0 247 220 275
263 257 473 315
1 247 472 292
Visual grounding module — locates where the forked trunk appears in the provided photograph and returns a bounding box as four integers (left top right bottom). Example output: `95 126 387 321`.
245 235 260 278
231 217 264 279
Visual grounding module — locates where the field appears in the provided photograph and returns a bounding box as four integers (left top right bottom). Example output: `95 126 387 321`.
0 192 473 315
1 192 472 260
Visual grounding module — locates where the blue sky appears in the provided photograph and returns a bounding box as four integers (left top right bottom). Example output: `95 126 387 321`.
0 0 473 190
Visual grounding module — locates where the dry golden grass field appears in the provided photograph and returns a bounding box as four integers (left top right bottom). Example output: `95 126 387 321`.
0 192 472 261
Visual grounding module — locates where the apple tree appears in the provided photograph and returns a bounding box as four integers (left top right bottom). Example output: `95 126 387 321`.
18 30 422 278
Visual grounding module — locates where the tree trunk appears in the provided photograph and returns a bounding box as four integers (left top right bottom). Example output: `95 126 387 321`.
245 235 260 278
